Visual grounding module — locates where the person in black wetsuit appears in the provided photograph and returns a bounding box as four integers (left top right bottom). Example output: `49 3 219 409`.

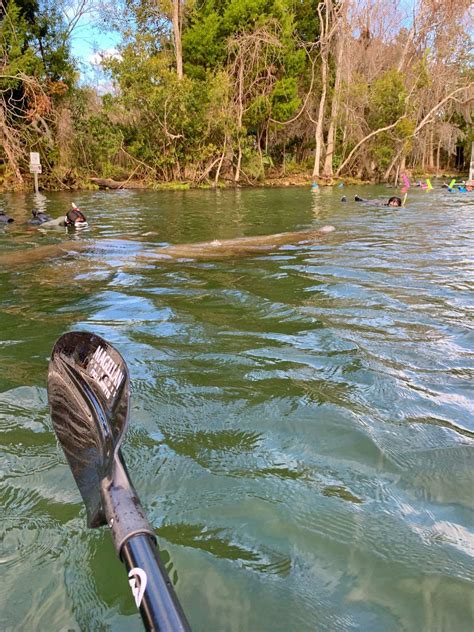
28 203 88 228
0 210 14 224
28 209 53 225
354 195 402 207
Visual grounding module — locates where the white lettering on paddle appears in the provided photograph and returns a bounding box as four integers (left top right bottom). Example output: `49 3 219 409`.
88 346 124 399
128 567 147 608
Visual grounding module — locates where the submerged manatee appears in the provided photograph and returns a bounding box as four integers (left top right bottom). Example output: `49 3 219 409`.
0 225 336 268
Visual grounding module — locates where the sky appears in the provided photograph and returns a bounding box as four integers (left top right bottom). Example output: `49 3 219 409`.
66 6 121 85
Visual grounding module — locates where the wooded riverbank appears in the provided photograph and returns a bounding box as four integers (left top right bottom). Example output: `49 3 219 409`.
1 1 472 193
1 170 469 194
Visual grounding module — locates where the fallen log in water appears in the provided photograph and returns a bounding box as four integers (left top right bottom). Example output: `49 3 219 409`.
90 178 147 189
138 225 336 261
0 225 335 268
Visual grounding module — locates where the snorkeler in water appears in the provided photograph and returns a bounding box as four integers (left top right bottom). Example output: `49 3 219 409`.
28 209 53 225
354 195 403 207
28 203 88 229
0 210 14 224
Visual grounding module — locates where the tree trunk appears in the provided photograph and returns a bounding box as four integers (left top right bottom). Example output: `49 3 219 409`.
469 141 474 182
383 144 403 181
322 30 344 177
234 57 245 183
214 137 227 187
312 51 328 178
428 127 435 169
394 163 400 186
171 0 183 79
338 117 405 177
90 177 146 189
235 139 242 183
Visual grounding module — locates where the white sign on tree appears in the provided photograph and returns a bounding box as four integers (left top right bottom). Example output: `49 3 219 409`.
29 152 42 192
30 152 41 166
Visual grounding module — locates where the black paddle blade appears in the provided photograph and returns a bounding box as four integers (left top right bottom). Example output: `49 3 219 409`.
48 331 130 527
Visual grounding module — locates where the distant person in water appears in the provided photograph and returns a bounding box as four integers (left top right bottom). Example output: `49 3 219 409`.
28 209 53 225
29 203 88 229
354 195 403 207
0 209 14 224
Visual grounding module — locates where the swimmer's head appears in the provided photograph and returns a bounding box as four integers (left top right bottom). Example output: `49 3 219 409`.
66 203 88 228
387 196 402 207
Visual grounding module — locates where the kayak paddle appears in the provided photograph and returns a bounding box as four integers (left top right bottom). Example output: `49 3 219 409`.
47 331 191 632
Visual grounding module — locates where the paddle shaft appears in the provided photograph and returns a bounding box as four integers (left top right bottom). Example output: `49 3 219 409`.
100 456 191 631
122 535 191 632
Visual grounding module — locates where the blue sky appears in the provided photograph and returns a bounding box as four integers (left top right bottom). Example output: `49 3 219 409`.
67 9 121 83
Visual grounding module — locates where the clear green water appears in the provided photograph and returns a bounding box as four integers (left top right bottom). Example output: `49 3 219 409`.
0 186 473 631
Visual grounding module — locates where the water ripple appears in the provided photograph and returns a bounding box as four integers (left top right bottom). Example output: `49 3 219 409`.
1 186 473 631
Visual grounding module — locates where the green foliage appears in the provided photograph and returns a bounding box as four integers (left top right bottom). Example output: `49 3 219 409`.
368 70 407 130
1 0 472 189
364 70 411 172
0 0 75 185
271 77 300 120
101 38 235 178
80 117 124 176
395 117 415 139
293 0 320 42
0 1 42 81
222 0 287 33
0 0 74 84
371 132 395 170
183 12 223 75
241 138 264 179
32 1 75 85
92 0 307 182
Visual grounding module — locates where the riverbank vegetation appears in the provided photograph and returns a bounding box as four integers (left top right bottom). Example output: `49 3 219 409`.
0 0 472 191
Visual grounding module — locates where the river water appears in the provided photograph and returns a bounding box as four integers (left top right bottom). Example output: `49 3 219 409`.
0 185 473 631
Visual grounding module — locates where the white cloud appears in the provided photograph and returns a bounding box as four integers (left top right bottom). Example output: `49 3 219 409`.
89 48 122 66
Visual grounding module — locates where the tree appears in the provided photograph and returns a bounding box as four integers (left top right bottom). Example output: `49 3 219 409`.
0 0 76 186
311 0 342 178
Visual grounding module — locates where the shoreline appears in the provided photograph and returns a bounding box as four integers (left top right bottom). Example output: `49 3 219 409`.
0 171 468 194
